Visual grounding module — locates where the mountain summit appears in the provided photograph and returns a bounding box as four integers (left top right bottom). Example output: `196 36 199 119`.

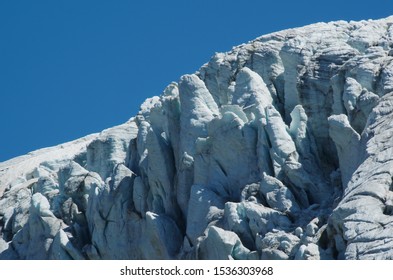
2 16 393 259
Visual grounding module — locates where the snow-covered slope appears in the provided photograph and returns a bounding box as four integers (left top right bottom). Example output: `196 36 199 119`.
0 134 98 197
2 16 393 259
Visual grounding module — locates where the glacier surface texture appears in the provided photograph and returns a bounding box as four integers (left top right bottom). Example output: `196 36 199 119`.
2 17 393 259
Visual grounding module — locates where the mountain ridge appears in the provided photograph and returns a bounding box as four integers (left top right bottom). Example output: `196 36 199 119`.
2 16 393 259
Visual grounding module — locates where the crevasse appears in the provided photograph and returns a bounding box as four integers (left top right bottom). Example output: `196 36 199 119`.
2 16 393 259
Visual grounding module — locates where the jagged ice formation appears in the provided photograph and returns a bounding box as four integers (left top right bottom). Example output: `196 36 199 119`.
2 16 393 259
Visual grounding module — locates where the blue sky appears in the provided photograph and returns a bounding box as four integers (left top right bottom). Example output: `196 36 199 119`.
0 1 391 162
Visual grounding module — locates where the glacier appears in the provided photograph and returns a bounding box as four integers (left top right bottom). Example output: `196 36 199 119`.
2 16 393 259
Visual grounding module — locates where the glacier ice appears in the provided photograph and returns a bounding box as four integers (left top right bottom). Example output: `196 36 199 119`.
2 16 393 259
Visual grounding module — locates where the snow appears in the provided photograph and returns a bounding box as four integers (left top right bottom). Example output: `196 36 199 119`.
3 16 393 259
0 133 98 197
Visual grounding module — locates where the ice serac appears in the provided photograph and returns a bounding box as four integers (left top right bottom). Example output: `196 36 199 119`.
329 92 393 259
2 16 393 259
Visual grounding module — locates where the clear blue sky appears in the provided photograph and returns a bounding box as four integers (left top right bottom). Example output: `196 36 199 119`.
0 0 391 162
